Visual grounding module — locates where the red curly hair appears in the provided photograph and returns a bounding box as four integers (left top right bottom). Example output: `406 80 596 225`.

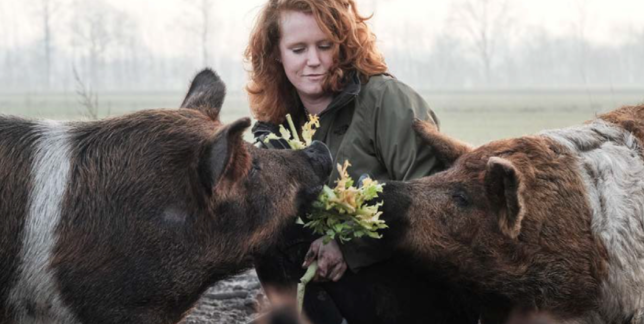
245 0 388 124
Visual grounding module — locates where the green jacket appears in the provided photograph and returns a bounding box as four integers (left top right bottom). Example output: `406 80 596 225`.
311 74 442 271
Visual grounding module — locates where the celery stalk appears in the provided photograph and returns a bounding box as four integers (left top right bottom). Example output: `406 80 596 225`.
297 260 318 314
286 114 301 143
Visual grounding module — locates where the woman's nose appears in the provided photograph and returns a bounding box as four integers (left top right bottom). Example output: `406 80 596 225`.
306 48 321 66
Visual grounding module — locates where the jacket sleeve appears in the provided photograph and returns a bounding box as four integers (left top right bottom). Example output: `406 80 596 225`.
340 79 442 272
374 79 441 181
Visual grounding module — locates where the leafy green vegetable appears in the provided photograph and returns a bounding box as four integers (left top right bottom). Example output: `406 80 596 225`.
304 160 387 244
264 114 319 150
257 114 387 314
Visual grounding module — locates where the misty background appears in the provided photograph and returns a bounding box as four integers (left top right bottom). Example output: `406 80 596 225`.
1 0 644 143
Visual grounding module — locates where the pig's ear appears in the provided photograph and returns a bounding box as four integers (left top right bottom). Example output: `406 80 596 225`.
181 68 226 121
199 117 251 191
484 157 526 239
413 119 473 167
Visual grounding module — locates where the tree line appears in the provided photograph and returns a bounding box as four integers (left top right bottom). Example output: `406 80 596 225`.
1 0 644 93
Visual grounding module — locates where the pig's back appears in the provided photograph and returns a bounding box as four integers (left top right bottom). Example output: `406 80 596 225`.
598 104 644 147
0 110 213 323
539 114 644 323
0 116 81 323
0 116 38 317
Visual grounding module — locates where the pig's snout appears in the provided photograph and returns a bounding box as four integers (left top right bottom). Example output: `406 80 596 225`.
304 141 333 180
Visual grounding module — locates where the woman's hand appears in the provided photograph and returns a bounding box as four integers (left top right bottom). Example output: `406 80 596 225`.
302 237 348 282
252 121 291 149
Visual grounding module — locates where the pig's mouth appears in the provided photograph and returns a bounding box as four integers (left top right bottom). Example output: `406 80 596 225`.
295 184 325 217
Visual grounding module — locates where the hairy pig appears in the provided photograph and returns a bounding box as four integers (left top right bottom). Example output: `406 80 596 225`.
381 105 644 324
0 69 332 324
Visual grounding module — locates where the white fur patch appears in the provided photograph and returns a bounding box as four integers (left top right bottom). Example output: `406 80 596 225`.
7 121 80 324
542 120 644 323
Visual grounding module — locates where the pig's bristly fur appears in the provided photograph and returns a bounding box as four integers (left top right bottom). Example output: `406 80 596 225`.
541 118 644 323
0 69 332 324
392 105 644 324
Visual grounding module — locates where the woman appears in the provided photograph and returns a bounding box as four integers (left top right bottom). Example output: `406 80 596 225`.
245 1 478 323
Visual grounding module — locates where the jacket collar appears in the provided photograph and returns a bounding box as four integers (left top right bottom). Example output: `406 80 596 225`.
301 72 362 118
323 72 361 116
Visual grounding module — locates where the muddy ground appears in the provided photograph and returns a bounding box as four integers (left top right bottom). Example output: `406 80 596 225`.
181 270 268 324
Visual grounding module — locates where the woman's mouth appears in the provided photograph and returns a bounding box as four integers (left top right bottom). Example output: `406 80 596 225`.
304 74 325 81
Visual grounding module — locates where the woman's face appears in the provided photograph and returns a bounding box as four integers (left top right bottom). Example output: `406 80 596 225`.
278 10 335 101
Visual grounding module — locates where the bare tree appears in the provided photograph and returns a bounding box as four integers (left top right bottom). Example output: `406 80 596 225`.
428 33 469 87
70 0 134 90
569 0 596 107
571 0 592 85
632 28 644 82
73 64 100 119
450 0 514 84
33 0 62 89
0 6 8 88
0 1 19 91
109 12 141 89
184 0 217 68
70 1 111 89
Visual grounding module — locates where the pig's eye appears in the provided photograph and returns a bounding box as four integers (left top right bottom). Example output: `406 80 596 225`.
451 190 471 208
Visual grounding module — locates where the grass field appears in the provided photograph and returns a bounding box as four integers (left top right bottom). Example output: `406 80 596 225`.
1 89 643 145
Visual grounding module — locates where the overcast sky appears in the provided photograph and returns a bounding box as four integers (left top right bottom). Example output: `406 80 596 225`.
2 0 643 58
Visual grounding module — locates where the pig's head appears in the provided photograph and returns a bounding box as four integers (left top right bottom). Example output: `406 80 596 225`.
381 120 607 312
179 69 332 254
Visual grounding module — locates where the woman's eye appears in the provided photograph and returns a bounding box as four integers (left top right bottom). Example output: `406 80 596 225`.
292 48 304 54
319 44 332 50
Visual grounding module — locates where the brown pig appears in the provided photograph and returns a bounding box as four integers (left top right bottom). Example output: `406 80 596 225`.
379 105 644 324
0 69 332 324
